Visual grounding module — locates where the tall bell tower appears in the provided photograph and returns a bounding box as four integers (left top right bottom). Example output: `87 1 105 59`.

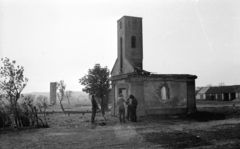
117 16 143 72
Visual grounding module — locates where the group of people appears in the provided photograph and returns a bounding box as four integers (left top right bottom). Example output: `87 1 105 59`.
90 93 138 124
117 93 138 123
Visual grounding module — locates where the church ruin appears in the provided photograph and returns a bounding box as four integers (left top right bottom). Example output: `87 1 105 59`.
110 16 197 116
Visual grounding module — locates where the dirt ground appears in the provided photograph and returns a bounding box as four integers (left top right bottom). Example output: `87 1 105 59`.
1 104 240 149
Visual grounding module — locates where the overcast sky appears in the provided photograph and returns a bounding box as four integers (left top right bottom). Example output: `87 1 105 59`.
0 0 239 93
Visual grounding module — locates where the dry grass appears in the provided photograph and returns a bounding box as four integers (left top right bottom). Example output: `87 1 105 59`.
1 103 240 148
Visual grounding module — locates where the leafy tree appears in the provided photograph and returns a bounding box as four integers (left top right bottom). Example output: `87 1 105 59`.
0 57 28 128
65 90 73 105
56 80 66 113
79 64 110 114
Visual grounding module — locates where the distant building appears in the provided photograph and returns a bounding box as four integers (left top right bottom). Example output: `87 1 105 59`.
196 85 240 101
196 87 210 100
110 16 197 116
50 82 57 105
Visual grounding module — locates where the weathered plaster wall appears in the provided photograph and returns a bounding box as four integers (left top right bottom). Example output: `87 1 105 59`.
130 82 146 116
122 59 134 74
123 17 143 69
111 52 135 76
187 80 197 113
144 81 187 109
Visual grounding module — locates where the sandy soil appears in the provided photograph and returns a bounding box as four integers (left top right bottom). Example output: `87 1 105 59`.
1 106 240 149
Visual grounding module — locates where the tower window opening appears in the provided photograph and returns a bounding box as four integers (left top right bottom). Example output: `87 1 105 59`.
120 37 123 72
131 36 136 48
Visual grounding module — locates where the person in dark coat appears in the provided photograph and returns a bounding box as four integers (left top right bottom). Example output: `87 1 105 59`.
130 95 138 122
126 97 132 121
91 95 99 123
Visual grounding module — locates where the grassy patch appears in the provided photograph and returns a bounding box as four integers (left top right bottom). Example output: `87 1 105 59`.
205 124 240 140
142 131 212 148
144 106 240 122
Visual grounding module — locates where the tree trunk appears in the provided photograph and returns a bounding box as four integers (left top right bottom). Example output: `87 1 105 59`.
13 99 21 128
14 94 22 128
33 107 39 126
60 100 65 113
100 95 105 114
67 98 70 105
43 109 48 126
104 97 109 111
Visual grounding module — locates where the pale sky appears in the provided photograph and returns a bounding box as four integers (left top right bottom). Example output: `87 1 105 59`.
0 0 239 93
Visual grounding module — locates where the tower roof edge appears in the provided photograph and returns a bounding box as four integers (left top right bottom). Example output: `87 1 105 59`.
117 16 142 22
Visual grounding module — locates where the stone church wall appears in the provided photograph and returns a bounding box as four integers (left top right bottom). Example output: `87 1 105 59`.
144 81 187 109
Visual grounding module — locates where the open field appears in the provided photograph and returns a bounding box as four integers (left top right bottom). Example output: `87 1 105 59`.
1 101 240 149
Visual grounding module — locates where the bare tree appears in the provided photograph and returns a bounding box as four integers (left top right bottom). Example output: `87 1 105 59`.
206 84 212 87
36 95 48 112
65 90 73 105
22 94 48 127
36 95 48 126
218 82 225 86
56 80 66 113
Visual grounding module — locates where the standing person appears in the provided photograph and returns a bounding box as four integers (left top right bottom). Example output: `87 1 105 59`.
91 95 99 123
130 95 138 122
117 93 126 123
126 97 132 121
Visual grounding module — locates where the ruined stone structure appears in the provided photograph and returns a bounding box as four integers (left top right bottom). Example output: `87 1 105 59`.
50 82 57 105
111 16 197 116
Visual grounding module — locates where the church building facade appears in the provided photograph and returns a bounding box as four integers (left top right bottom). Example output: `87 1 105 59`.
111 16 197 116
